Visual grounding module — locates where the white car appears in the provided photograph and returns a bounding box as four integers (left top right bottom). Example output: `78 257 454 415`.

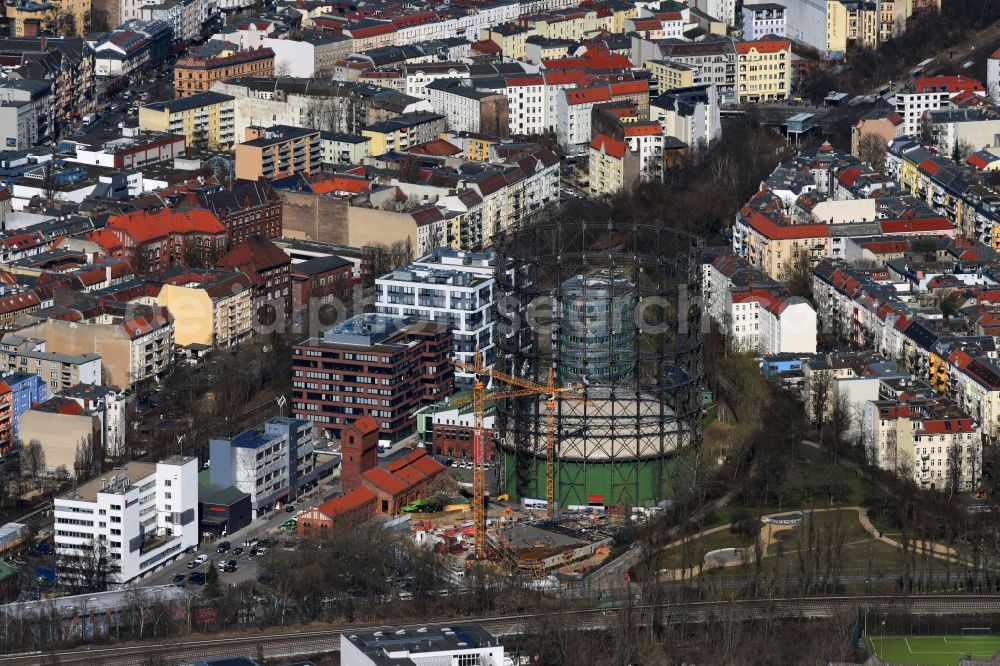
194 554 208 565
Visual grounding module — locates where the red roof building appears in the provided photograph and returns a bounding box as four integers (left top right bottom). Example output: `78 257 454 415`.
106 207 227 273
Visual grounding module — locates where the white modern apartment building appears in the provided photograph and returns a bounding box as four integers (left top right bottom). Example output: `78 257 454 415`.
741 3 786 40
892 88 952 136
208 417 316 517
375 248 495 385
54 456 198 586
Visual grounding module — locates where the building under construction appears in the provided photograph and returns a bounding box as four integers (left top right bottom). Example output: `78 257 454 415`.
493 219 703 509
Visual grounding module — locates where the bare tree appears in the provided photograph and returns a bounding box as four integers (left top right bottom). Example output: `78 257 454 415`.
20 440 45 479
857 133 888 174
73 432 103 481
947 441 963 498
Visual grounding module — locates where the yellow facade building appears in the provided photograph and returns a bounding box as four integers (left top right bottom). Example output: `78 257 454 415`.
736 37 791 104
139 91 236 150
645 59 697 93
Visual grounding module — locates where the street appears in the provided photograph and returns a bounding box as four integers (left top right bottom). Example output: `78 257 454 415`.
141 475 341 591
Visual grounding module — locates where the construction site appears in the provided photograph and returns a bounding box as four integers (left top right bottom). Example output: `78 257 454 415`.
410 507 618 580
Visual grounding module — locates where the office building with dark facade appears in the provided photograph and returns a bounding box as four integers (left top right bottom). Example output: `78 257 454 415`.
292 314 453 442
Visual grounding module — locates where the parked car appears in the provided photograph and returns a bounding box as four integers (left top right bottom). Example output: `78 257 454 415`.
172 574 186 583
248 548 258 558
285 504 295 513
195 554 209 565
216 541 230 553
233 547 243 556
186 560 199 569
188 572 206 585
227 559 237 568
224 564 237 573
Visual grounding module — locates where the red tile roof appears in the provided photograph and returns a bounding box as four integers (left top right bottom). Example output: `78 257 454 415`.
315 486 377 519
108 208 224 244
914 75 984 94
591 134 626 159
737 37 790 55
879 217 953 234
744 211 829 240
309 174 371 194
362 467 408 495
471 39 501 54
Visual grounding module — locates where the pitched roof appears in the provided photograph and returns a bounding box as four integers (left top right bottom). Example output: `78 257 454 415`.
590 134 626 159
107 208 224 244
216 235 290 273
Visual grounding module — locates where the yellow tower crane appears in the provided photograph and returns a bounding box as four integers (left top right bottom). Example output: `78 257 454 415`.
454 352 586 559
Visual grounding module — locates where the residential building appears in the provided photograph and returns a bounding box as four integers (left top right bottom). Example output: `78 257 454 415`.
374 248 495 385
319 132 371 166
645 59 698 94
289 254 354 334
139 91 236 150
851 109 904 157
589 134 636 196
155 268 255 349
6 0 90 37
0 79 53 151
13 346 101 393
3 372 46 441
91 29 151 79
198 180 283 247
17 301 174 388
361 112 446 155
216 235 292 327
735 36 791 104
208 417 315 517
891 76 985 136
988 47 1000 105
234 125 322 181
927 108 1000 158
424 79 509 137
103 207 227 273
62 384 127 459
863 397 981 492
741 2 786 40
340 625 504 666
703 251 817 355
292 314 454 441
174 47 274 98
54 456 198 585
632 36 736 103
650 84 721 148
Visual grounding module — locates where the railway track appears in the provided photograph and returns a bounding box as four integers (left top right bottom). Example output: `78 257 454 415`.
11 595 1000 666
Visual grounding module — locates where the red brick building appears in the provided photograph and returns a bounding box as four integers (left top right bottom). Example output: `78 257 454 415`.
216 235 292 326
197 180 283 247
361 449 444 514
341 414 378 494
297 486 377 538
100 208 227 273
431 422 493 460
292 314 453 441
289 255 354 333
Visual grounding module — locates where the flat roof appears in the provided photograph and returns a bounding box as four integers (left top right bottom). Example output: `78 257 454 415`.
343 624 500 662
59 462 156 502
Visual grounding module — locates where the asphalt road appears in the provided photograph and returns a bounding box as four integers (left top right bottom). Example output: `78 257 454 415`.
141 477 341 592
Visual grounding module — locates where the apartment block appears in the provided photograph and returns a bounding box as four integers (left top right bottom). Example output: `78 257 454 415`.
174 47 274 98
139 91 236 150
735 36 791 104
54 456 198 586
375 248 494 385
235 125 322 181
292 314 454 441
209 417 316 517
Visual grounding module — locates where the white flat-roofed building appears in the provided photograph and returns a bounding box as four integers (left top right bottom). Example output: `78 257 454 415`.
54 456 198 587
341 623 505 666
375 248 494 385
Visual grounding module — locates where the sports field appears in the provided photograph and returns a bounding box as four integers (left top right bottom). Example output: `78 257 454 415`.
867 636 1000 665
